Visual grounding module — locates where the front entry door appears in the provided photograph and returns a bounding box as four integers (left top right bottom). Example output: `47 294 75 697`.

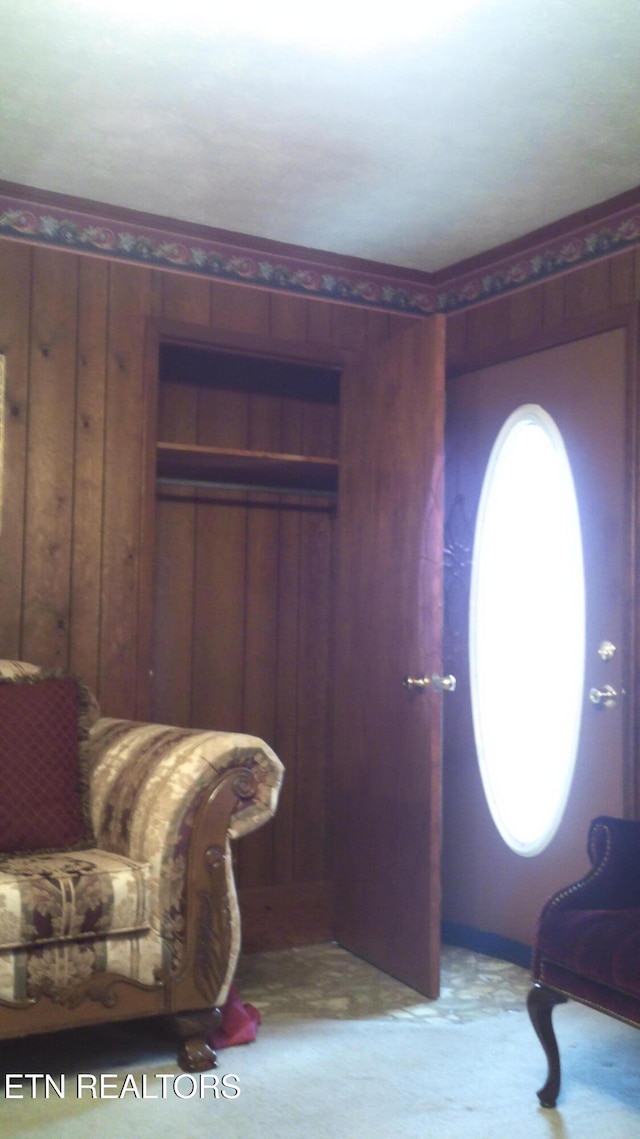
333 315 446 998
443 327 630 948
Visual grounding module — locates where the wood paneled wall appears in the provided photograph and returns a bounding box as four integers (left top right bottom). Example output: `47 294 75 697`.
4 242 635 704
0 238 409 949
2 236 640 949
446 250 640 375
0 241 402 708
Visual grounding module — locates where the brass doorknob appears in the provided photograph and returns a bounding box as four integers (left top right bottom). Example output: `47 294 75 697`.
403 674 457 694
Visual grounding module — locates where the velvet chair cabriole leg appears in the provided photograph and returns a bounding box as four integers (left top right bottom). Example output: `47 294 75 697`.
528 818 640 1105
527 983 568 1107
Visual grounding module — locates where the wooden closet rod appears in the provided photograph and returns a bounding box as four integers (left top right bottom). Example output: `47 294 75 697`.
156 476 338 500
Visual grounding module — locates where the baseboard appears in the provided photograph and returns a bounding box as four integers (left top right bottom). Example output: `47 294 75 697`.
239 881 332 954
441 920 532 970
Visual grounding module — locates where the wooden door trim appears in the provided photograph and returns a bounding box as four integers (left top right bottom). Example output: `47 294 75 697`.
147 316 353 370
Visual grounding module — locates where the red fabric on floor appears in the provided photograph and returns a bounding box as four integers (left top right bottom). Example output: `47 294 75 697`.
210 985 261 1048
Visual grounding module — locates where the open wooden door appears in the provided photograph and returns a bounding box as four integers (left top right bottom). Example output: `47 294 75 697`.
333 315 447 997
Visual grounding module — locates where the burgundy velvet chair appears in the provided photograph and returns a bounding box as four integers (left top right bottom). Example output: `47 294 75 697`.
528 816 640 1107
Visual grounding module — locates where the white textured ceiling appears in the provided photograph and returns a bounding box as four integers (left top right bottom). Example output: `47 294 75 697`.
2 0 640 272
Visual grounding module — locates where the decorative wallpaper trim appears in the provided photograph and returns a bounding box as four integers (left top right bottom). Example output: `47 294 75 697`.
0 193 436 316
1 190 640 315
436 203 640 313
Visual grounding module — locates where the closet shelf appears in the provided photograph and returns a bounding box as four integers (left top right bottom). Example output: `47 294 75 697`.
156 441 339 494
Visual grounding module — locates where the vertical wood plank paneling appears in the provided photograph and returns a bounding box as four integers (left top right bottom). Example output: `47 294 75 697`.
447 253 636 378
189 373 249 730
69 257 108 691
307 299 333 343
509 283 544 343
542 276 566 331
149 274 209 724
162 274 211 325
0 242 31 657
189 489 248 730
269 294 309 343
303 396 339 459
465 294 511 362
331 304 368 352
293 399 336 883
236 395 283 887
364 308 392 344
272 398 303 885
564 260 611 320
152 376 198 726
100 263 153 716
5 233 637 951
609 251 636 308
151 489 198 726
444 310 468 375
295 499 333 883
22 249 78 668
210 281 270 336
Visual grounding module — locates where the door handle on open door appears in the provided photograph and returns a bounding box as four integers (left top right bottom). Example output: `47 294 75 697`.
403 674 457 694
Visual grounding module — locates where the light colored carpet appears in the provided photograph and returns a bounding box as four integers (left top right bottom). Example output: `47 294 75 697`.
2 944 640 1138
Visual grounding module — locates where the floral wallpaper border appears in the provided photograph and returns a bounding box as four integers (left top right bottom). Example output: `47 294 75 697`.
1 192 640 316
0 194 436 316
437 205 640 313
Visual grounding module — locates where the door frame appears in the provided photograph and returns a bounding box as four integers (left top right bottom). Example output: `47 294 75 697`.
446 299 640 819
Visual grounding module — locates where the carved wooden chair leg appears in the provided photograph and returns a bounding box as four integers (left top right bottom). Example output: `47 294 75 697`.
170 1007 222 1072
527 983 568 1108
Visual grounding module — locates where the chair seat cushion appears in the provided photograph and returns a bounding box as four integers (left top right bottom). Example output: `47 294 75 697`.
538 908 640 999
0 849 151 951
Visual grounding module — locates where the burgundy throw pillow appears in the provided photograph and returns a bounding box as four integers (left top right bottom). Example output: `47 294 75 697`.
0 672 95 854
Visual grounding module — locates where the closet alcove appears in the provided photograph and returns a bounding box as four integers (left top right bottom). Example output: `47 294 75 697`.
150 339 342 949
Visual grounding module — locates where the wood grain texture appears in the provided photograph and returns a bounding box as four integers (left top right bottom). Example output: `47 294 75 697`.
0 242 31 658
22 249 78 668
150 325 340 907
99 264 153 716
70 257 108 692
333 315 446 997
447 250 637 376
4 235 638 953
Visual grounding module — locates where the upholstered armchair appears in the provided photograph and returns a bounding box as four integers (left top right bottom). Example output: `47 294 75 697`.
0 660 283 1071
528 815 640 1107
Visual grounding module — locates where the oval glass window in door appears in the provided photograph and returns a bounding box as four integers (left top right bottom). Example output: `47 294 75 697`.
469 404 586 857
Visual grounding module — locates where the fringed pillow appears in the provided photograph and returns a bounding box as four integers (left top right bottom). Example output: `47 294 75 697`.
0 671 95 854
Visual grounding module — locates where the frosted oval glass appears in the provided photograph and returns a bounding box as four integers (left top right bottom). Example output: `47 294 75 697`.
469 405 585 857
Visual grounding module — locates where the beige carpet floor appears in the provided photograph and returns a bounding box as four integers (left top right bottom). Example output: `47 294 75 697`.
2 944 640 1138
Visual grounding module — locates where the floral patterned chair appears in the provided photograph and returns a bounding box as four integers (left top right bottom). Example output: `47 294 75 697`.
0 660 283 1071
